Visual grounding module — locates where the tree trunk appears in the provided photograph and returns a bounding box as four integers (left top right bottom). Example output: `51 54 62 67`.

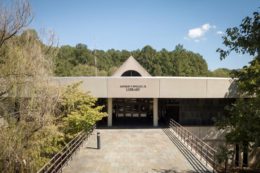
242 142 248 167
235 144 240 167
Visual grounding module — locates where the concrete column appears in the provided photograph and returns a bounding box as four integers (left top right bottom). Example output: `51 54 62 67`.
107 98 113 127
153 98 158 127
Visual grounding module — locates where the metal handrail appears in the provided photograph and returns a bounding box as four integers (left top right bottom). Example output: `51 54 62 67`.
169 119 221 172
37 125 96 173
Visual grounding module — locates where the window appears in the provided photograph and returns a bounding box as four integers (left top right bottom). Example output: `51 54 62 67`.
121 70 141 77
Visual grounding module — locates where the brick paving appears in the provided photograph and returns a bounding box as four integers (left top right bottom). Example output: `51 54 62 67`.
62 128 211 173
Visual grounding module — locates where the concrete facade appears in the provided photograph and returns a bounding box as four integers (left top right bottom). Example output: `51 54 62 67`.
53 76 238 99
112 56 151 77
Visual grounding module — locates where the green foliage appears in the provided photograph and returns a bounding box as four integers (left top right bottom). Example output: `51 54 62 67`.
235 58 260 96
216 10 260 168
71 64 97 76
0 28 61 172
217 10 260 144
70 64 108 76
57 82 107 139
171 45 209 76
209 68 231 77
0 29 107 172
221 98 260 146
54 43 213 77
216 145 229 164
0 0 107 171
217 11 260 60
54 45 75 76
215 144 234 172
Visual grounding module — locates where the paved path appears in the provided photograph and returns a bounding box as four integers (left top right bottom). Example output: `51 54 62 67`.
62 128 211 173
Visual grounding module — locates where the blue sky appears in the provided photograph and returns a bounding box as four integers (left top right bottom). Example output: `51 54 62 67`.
29 0 259 70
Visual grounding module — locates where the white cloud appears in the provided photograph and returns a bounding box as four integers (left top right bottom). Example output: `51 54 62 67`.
187 23 215 41
216 31 224 35
188 28 204 39
202 23 211 31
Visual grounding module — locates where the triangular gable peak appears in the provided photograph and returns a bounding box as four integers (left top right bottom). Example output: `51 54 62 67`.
112 56 151 77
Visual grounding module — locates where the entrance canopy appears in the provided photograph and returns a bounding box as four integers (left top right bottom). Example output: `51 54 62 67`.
53 76 238 98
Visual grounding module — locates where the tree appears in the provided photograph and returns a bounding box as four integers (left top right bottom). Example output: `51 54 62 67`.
217 10 260 168
172 45 208 76
53 42 211 77
137 45 158 75
0 28 60 172
217 12 259 60
0 0 32 49
56 82 107 140
71 64 97 76
0 1 61 171
210 68 231 77
0 0 32 97
0 1 108 172
54 45 75 76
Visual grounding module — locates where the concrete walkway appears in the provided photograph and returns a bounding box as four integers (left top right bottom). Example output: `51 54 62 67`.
62 128 211 173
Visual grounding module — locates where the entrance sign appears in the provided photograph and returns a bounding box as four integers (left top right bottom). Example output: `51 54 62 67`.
107 78 159 98
120 85 146 92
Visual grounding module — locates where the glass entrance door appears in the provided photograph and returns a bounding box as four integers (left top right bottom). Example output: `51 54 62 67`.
113 98 152 125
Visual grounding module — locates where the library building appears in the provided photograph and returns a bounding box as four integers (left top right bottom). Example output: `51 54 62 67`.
55 56 238 127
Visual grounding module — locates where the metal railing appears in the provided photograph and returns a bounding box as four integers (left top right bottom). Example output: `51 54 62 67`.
37 125 96 173
169 119 221 172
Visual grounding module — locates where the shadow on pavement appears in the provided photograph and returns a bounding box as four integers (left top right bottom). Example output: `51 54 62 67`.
162 128 211 173
153 167 197 173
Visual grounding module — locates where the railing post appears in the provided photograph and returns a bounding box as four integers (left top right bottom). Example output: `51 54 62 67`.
185 130 188 145
184 130 186 145
213 153 215 173
196 139 198 153
201 143 203 160
188 133 189 148
206 148 208 166
181 128 183 142
191 135 193 151
179 128 181 139
97 132 100 149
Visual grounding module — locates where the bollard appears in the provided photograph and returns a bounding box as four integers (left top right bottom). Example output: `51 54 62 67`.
97 132 100 149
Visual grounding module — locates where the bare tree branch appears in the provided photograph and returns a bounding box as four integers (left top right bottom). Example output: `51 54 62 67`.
0 0 32 48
